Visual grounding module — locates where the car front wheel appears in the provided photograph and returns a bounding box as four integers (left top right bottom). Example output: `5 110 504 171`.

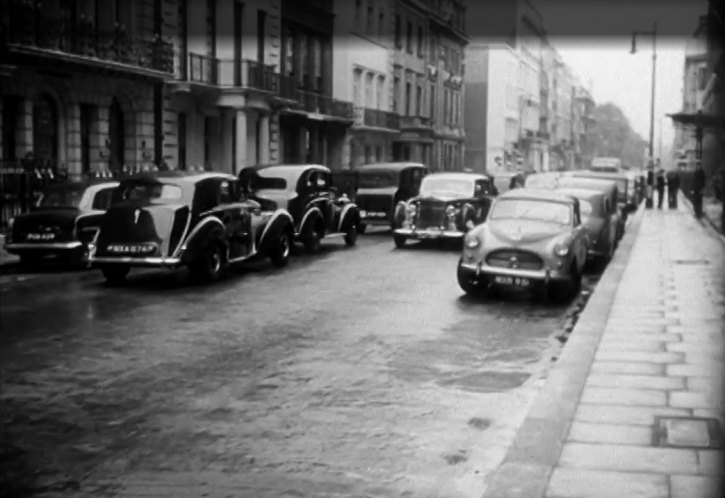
303 227 322 254
269 230 291 268
189 242 226 282
344 223 358 247
548 262 581 303
102 265 130 285
393 234 407 249
457 259 487 295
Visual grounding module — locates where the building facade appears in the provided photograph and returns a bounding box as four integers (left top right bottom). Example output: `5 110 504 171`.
0 0 175 179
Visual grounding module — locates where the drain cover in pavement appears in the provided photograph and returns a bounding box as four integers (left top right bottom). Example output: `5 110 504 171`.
654 417 723 449
673 259 710 265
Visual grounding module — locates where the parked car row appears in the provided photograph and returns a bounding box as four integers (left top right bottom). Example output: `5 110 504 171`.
4 163 639 304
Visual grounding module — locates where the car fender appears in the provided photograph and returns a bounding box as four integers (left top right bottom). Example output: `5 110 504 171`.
258 209 294 252
75 210 106 244
299 207 323 236
337 202 360 232
179 216 226 263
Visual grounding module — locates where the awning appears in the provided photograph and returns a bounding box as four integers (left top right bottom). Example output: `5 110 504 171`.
667 111 725 129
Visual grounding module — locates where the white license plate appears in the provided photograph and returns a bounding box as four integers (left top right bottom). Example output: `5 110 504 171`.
360 210 367 217
27 233 55 240
417 231 438 239
494 275 531 287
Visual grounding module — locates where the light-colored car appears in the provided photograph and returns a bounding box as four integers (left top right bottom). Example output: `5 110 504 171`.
554 187 618 266
457 188 589 302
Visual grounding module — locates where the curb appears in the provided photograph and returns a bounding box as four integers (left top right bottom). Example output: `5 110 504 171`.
480 203 647 498
678 193 725 246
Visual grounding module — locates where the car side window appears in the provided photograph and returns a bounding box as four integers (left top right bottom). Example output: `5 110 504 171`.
193 179 220 213
604 198 611 214
219 179 237 204
573 204 581 226
92 187 115 210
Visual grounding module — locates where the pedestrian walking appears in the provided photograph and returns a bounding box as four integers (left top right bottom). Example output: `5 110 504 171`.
656 169 666 209
692 164 706 219
645 169 654 209
666 170 680 209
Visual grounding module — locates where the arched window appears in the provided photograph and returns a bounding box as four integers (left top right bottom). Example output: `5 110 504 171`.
33 93 58 166
108 98 125 170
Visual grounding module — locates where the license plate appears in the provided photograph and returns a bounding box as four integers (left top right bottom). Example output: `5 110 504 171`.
27 233 55 240
417 231 438 239
494 275 531 287
360 210 367 217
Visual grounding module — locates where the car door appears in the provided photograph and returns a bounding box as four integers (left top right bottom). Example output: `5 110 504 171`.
218 178 252 259
571 203 588 266
473 179 493 222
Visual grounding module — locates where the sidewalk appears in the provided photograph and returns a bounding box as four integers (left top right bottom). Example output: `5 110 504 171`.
0 233 20 268
482 194 724 498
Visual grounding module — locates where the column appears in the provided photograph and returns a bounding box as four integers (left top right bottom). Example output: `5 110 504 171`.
259 114 270 164
66 103 82 179
17 99 33 158
234 109 247 169
93 105 109 173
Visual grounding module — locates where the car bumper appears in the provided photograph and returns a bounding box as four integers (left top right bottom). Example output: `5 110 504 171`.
393 228 464 240
4 241 83 253
458 260 571 284
89 256 182 268
361 217 391 226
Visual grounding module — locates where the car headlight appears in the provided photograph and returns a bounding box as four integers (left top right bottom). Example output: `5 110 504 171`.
554 243 569 257
446 205 462 219
464 235 480 249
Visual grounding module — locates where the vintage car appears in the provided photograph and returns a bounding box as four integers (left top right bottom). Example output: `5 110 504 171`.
392 172 496 248
353 162 427 232
524 171 566 190
88 171 295 284
554 187 619 265
569 170 636 215
4 179 119 267
457 188 589 302
556 176 625 242
239 164 360 253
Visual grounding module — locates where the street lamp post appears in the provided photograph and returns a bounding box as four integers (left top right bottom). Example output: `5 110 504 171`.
631 22 657 164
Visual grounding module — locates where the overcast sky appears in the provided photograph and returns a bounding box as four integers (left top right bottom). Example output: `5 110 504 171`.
534 0 708 158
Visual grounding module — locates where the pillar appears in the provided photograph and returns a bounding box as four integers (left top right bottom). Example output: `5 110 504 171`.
66 102 82 179
235 109 247 169
259 114 270 165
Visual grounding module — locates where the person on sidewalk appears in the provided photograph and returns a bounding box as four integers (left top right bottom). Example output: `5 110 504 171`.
656 169 666 209
645 168 654 209
666 170 680 209
692 164 706 219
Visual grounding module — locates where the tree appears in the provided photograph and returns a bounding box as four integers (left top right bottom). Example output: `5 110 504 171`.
583 102 648 168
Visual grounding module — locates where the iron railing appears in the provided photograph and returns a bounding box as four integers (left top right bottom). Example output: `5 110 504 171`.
353 107 400 129
399 115 432 128
4 0 174 73
188 52 218 84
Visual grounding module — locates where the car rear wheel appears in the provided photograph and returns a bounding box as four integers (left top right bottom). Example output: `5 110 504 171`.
102 265 130 286
358 223 367 234
548 262 581 303
269 230 291 268
19 254 43 268
303 227 322 254
393 234 407 249
189 242 226 282
344 223 358 247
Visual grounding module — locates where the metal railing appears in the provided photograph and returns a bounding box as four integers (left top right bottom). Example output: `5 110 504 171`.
353 107 400 129
4 0 174 73
399 115 432 128
188 52 218 84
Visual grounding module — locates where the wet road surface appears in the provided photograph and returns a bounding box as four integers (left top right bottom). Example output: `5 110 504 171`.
1 229 597 497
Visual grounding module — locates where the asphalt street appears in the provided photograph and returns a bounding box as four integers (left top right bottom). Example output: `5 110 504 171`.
1 229 598 498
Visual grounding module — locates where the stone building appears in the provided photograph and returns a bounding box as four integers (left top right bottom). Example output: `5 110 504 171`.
0 0 175 179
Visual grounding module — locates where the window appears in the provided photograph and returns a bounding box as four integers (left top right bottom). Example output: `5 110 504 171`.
393 76 400 112
38 186 85 208
121 183 183 203
417 26 423 56
405 81 411 115
2 97 18 161
416 84 422 116
80 104 94 175
376 75 384 109
33 93 59 165
378 10 384 38
312 37 322 89
92 187 116 210
394 14 401 48
367 1 374 35
365 73 374 107
429 84 435 120
177 112 187 170
443 89 449 123
698 66 707 90
376 146 382 161
365 145 372 163
353 68 363 106
406 21 413 53
257 10 266 63
355 0 363 31
283 27 294 76
299 32 308 86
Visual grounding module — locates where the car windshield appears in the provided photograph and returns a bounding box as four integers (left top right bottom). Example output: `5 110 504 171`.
358 171 398 189
578 200 593 218
253 176 287 190
120 183 183 202
37 187 85 208
525 174 559 189
419 178 473 197
489 199 572 225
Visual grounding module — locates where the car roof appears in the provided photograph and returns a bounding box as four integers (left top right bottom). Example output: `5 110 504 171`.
571 170 628 181
357 162 426 172
555 187 606 201
423 171 491 181
45 178 119 190
498 187 577 204
119 171 236 185
558 176 618 191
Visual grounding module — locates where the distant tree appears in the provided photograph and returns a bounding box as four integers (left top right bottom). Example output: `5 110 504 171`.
583 102 648 168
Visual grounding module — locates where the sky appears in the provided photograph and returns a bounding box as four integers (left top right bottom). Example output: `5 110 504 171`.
534 0 708 160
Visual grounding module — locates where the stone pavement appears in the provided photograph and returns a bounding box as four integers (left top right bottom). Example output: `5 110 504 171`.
483 194 724 498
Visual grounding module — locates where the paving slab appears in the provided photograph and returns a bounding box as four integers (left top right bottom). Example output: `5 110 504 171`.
590 361 665 376
597 339 667 352
580 387 667 406
558 442 698 474
594 350 683 364
566 421 653 446
667 364 723 378
585 373 685 391
698 450 724 475
546 468 668 498
670 474 723 498
574 404 691 426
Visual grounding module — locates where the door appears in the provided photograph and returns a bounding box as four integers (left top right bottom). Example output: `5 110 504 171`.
108 98 125 171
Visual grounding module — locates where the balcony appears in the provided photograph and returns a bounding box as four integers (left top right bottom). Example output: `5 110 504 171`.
4 1 173 75
400 115 432 129
177 54 279 92
300 91 353 119
353 107 401 130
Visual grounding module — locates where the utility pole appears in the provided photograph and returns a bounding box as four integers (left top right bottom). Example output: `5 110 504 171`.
631 21 657 164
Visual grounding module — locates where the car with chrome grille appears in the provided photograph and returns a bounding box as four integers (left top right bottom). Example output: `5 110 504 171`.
457 188 589 302
391 172 496 248
353 162 427 232
4 179 119 267
88 171 295 285
239 164 360 253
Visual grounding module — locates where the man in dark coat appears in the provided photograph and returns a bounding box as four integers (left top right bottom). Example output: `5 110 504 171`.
645 169 655 208
666 170 680 209
656 169 666 209
692 164 706 218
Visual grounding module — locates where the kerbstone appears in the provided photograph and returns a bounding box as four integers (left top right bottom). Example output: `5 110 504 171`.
581 387 667 406
566 422 652 446
586 373 685 390
546 468 668 498
558 443 698 474
670 475 722 498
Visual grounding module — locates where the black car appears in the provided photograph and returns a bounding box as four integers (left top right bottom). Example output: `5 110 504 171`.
4 179 119 267
392 172 497 248
353 162 427 232
240 164 361 253
88 171 295 284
